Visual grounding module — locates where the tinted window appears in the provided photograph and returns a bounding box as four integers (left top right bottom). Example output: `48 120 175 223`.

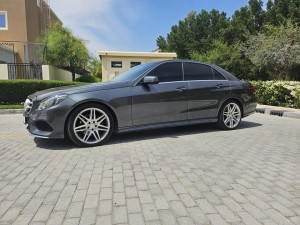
111 61 122 68
213 69 227 80
131 62 141 68
148 62 183 82
184 63 214 80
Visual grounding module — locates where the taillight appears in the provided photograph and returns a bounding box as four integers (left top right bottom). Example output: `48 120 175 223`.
249 86 256 94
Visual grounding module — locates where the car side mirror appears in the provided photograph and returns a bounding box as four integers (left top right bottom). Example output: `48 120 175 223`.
142 76 158 85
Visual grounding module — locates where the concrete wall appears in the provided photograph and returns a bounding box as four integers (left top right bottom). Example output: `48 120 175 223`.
0 45 15 63
0 64 9 80
101 56 175 82
42 65 80 81
0 64 80 81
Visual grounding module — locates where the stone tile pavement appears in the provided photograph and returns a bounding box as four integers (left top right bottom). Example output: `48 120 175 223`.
0 113 299 225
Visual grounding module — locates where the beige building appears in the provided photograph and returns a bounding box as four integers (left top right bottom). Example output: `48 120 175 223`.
99 51 177 82
0 0 61 64
0 0 63 80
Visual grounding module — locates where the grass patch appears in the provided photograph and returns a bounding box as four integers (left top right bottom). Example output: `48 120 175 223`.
0 105 23 109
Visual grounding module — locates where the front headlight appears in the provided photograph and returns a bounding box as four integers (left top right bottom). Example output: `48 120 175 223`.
38 94 68 110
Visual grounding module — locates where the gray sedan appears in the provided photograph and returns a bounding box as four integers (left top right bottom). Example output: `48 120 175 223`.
24 60 257 147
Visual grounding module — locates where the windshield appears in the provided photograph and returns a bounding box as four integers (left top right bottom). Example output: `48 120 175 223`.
109 62 157 82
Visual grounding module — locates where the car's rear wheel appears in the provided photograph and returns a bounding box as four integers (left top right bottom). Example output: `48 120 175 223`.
67 103 114 147
217 100 242 130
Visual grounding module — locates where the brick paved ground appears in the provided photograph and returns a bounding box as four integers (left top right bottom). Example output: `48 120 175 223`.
0 113 299 225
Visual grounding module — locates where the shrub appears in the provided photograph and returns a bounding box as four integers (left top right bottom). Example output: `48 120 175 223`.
0 80 83 105
75 75 101 83
249 80 300 109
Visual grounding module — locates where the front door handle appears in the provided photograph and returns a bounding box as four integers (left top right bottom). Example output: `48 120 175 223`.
176 86 186 92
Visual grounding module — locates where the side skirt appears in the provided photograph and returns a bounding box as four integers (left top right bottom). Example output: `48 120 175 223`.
118 118 218 133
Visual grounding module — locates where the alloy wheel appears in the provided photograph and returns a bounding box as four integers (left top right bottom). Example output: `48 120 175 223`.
73 108 110 144
223 103 241 129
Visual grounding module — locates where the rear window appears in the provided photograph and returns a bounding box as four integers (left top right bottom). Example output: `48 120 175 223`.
184 63 214 80
213 69 227 80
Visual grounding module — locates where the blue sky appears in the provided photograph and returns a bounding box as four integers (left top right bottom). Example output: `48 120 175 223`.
51 0 266 56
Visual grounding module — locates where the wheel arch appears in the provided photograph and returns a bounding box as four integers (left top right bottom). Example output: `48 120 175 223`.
218 97 244 117
64 100 119 137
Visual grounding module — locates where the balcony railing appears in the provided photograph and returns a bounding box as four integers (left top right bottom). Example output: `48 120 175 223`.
8 63 43 80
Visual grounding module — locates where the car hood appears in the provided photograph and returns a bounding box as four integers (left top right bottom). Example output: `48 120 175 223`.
29 81 128 101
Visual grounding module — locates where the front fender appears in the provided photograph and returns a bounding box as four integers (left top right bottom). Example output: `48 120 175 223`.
68 87 133 128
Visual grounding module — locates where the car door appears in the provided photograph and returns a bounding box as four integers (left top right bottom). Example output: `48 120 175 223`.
132 62 188 126
184 62 231 120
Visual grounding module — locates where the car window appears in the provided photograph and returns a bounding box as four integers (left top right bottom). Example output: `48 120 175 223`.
147 62 183 83
184 63 214 80
213 69 227 80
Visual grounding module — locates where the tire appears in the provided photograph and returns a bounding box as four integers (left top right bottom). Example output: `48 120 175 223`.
67 103 114 147
217 100 242 130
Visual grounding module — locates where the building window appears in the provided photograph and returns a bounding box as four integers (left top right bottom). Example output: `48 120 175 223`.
130 62 141 68
0 12 8 30
111 61 122 68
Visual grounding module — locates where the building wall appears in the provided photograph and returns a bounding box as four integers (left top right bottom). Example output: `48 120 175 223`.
0 0 28 63
42 65 80 81
0 64 9 79
101 56 175 82
0 0 61 63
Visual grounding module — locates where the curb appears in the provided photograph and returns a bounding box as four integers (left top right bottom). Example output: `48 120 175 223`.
255 108 300 119
0 109 24 115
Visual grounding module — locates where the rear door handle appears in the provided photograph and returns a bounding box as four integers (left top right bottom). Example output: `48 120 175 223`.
176 86 186 92
216 83 224 88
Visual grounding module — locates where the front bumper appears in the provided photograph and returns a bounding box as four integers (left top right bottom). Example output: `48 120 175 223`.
24 97 76 139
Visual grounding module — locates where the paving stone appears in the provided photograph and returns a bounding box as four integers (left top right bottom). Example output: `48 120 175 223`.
169 201 188 217
143 204 159 221
129 213 146 225
0 114 299 225
66 202 84 218
98 199 112 216
63 218 80 225
215 205 240 223
158 209 177 225
127 198 142 214
177 217 195 225
79 208 97 225
113 206 127 224
154 196 169 210
207 214 228 225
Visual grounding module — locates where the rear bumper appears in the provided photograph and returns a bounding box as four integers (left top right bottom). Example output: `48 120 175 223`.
243 96 257 117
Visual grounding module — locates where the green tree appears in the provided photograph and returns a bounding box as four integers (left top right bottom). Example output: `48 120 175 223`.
244 22 300 80
191 40 259 80
39 23 90 81
156 0 300 80
248 0 265 31
156 36 168 51
88 57 102 79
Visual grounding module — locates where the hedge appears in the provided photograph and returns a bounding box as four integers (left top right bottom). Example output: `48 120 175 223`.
1 79 299 109
249 80 300 109
0 80 83 104
75 75 101 83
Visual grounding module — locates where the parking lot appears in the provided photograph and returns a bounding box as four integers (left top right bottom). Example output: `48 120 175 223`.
0 113 299 225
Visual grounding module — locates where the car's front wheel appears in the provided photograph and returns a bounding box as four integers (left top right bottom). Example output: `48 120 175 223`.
67 103 114 147
217 100 242 130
